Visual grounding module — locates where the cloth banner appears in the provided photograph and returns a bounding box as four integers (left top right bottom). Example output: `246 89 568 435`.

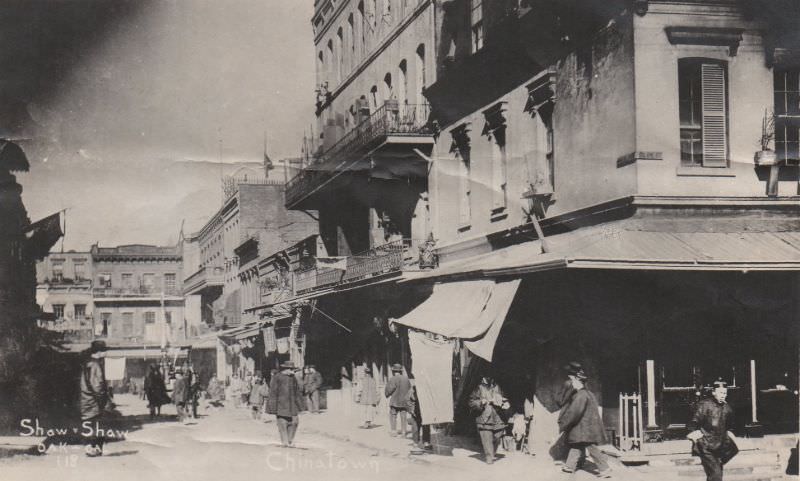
276 337 290 354
408 330 455 425
104 356 126 381
262 326 277 354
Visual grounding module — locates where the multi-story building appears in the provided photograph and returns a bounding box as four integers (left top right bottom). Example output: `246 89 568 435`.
36 251 94 341
183 170 316 328
286 0 437 263
91 244 185 343
405 0 800 449
37 244 187 344
275 0 800 456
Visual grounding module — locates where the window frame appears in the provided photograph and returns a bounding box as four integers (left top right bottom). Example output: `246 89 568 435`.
677 58 730 168
774 68 800 165
470 0 484 54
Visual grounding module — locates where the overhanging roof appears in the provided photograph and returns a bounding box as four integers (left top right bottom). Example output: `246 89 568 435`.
412 224 800 282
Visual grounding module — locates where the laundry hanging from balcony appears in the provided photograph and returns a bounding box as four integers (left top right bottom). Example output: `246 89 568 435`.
392 279 521 362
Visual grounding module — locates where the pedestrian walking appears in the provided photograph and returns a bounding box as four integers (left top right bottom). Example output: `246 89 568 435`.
468 376 510 464
407 382 432 450
558 370 611 477
687 381 739 481
303 365 323 413
188 367 201 419
356 366 379 429
249 375 267 419
79 340 111 457
266 361 305 447
144 364 169 418
172 369 189 424
385 363 411 437
340 366 353 417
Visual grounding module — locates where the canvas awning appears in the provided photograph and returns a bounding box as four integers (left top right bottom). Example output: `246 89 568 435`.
393 279 521 361
105 347 188 359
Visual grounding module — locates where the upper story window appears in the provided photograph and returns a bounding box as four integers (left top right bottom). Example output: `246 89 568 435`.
774 68 800 165
144 312 156 324
678 59 728 167
470 0 484 53
164 273 177 293
53 304 65 319
73 262 86 281
97 272 112 288
336 27 344 82
451 124 472 227
483 102 508 212
52 261 64 282
74 304 86 319
121 273 133 289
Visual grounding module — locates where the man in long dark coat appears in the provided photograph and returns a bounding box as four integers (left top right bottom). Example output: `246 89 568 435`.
267 361 305 447
469 376 510 464
80 341 110 457
558 371 611 477
385 363 411 437
687 382 738 481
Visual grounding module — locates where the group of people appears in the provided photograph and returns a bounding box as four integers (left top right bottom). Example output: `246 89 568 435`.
351 363 432 451
143 363 202 423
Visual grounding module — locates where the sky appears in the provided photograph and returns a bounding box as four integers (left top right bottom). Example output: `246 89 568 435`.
2 0 316 250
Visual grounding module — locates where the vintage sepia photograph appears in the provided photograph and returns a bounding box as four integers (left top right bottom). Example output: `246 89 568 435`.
0 1 798 480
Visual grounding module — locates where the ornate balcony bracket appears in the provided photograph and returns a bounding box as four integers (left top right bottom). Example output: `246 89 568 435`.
665 26 744 57
634 0 649 17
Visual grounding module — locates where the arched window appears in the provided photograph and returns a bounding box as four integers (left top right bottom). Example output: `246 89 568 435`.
336 27 344 82
347 14 355 69
397 60 408 106
415 44 426 105
357 2 366 55
382 73 393 103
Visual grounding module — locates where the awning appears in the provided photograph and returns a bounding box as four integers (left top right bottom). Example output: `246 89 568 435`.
393 279 521 361
105 347 188 359
410 225 800 282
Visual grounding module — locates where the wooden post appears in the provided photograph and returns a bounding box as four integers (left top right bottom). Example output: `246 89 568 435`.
637 393 645 449
750 359 758 423
618 394 623 450
646 360 658 428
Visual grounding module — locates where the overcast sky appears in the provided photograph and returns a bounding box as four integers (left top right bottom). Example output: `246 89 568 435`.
3 0 315 250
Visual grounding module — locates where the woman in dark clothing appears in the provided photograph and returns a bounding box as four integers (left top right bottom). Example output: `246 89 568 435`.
144 364 169 418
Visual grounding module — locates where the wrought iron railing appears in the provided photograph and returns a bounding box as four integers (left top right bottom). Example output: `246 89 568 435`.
182 266 225 291
93 286 182 297
285 102 432 206
292 239 428 295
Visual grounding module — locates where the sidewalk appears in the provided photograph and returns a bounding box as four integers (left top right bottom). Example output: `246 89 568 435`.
296 401 642 481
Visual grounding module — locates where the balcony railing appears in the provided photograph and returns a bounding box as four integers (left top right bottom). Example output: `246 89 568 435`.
285 102 432 207
183 265 225 293
293 239 423 295
93 286 182 298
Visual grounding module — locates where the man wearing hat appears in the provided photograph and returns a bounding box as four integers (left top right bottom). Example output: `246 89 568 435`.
558 370 611 477
80 341 110 457
384 363 411 437
303 364 323 414
687 381 738 481
172 368 189 424
266 361 305 447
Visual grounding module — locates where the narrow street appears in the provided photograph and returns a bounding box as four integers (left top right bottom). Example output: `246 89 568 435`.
0 394 640 481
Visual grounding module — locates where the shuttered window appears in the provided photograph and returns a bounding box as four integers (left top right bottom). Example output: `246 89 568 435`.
679 59 728 167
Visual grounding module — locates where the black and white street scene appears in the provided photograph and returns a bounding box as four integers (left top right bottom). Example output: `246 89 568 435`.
1 1 799 481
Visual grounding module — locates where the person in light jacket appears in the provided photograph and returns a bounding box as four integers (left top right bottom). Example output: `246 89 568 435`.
558 371 611 477
172 369 189 424
385 364 411 437
356 367 379 429
303 365 323 414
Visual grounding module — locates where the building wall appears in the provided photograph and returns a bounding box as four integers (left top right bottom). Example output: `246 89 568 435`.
314 0 435 149
431 12 638 255
36 252 93 283
94 302 185 344
631 3 797 197
93 258 182 294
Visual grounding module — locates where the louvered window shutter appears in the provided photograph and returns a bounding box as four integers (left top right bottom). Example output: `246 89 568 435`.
701 63 728 167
